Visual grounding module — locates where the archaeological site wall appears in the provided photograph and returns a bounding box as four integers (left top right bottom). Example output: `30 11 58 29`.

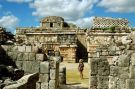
88 31 135 89
0 45 60 89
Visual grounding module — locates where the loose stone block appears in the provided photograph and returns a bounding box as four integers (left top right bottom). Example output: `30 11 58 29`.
110 66 118 77
118 67 129 79
118 54 130 67
29 53 36 61
40 62 49 74
36 54 44 61
49 80 56 89
26 46 32 52
39 74 49 83
50 69 56 80
126 79 135 89
18 45 26 52
41 83 48 89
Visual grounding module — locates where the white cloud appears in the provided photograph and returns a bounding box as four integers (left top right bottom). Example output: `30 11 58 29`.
98 0 135 13
0 15 19 33
7 0 33 3
69 17 94 29
30 0 95 21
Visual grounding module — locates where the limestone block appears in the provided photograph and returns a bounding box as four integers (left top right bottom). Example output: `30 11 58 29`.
88 52 98 58
36 54 44 61
97 76 109 89
98 61 109 68
11 46 18 52
41 83 48 89
118 54 130 67
108 76 118 89
59 66 66 73
50 69 56 80
17 53 24 61
90 59 98 75
110 66 118 77
39 74 49 83
98 67 110 76
126 79 135 89
101 51 108 56
25 46 32 52
16 61 23 69
23 53 29 61
22 61 39 73
90 76 97 87
49 80 56 89
118 67 129 79
40 62 49 74
29 53 36 61
1 45 8 51
32 46 38 53
18 45 26 52
129 66 135 78
131 53 135 66
36 83 41 89
117 79 126 89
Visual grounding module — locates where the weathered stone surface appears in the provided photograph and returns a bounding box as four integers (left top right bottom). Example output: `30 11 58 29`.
110 66 118 77
118 54 130 67
17 53 24 61
117 79 126 89
109 76 118 89
50 69 56 80
29 53 36 61
49 80 56 89
25 46 32 52
98 67 110 76
7 52 18 61
90 59 98 75
59 73 66 84
22 61 39 73
23 53 29 61
97 76 109 89
16 61 23 69
36 83 41 89
36 54 44 61
90 76 97 87
41 83 48 89
126 79 135 89
18 46 26 52
39 74 49 83
131 53 135 66
129 66 135 79
118 67 129 79
40 62 49 74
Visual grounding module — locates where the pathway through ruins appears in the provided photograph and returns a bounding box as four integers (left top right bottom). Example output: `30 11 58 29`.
60 63 89 89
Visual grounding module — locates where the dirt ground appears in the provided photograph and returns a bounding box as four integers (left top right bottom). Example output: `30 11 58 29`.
60 63 89 89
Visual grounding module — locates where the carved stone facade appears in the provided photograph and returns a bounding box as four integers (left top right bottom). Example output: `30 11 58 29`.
93 17 129 28
16 16 79 62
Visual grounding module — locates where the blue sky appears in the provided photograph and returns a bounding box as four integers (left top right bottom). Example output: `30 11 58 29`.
0 0 135 33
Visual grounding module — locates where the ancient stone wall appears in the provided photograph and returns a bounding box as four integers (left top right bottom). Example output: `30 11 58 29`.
88 31 135 89
0 45 60 89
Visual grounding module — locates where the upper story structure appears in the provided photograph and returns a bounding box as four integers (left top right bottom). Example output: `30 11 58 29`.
92 17 129 28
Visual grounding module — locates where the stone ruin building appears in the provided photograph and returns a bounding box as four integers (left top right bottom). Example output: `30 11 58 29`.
16 16 86 63
1 16 135 89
